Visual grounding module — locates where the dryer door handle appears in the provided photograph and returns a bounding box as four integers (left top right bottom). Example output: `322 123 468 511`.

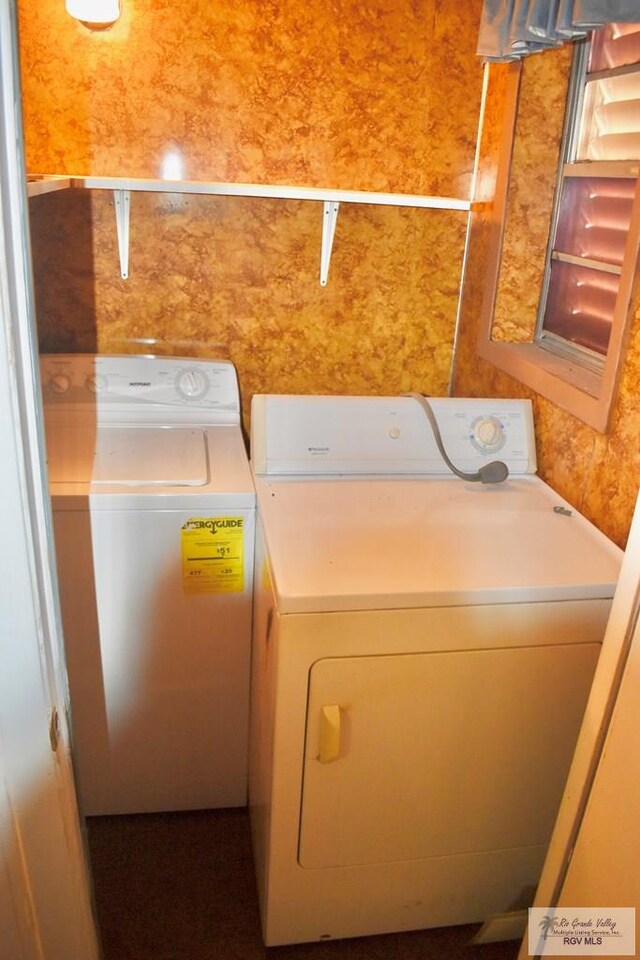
318 704 342 763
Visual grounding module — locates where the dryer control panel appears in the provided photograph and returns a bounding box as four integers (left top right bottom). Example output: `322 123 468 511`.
251 395 537 476
40 354 240 424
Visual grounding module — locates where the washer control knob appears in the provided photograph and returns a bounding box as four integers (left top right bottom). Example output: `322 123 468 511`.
85 374 107 394
176 367 209 401
471 416 506 452
48 373 70 394
388 426 401 440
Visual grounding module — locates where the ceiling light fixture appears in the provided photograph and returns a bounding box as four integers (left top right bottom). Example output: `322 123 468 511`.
65 0 121 26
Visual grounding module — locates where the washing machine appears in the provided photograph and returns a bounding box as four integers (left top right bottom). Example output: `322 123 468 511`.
248 394 622 946
41 354 255 816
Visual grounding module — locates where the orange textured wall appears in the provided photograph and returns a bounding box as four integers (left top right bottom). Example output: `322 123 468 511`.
19 0 482 198
453 51 640 549
31 190 468 425
491 45 572 343
20 0 484 417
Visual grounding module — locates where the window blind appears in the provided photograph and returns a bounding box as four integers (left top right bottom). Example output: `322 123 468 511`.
589 21 640 71
577 23 640 161
538 23 640 360
578 71 640 160
544 261 618 354
555 177 635 265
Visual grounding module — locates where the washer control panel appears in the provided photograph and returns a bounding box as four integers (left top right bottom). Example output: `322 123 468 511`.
40 354 240 424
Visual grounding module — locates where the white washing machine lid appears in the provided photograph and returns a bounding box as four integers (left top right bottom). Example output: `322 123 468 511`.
48 425 209 486
255 475 622 613
46 422 255 508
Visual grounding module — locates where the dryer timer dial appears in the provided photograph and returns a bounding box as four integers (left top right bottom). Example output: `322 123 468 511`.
470 416 506 453
176 367 210 401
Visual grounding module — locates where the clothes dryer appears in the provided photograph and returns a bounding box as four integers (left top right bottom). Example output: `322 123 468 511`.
248 394 622 946
41 354 255 815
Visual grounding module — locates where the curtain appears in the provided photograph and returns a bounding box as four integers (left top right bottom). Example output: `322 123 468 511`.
477 0 640 61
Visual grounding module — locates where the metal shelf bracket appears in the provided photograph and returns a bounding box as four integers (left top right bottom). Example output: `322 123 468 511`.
114 189 131 280
320 200 339 286
29 175 472 285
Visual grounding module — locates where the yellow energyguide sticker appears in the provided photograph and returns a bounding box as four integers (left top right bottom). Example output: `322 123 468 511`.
181 516 244 594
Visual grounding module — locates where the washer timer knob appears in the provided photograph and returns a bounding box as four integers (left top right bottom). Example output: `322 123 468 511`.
471 416 506 453
48 373 71 394
85 374 107 394
176 367 210 401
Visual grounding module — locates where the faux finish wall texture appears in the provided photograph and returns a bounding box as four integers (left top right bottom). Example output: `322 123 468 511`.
20 0 484 415
490 45 572 344
31 190 468 424
453 50 640 550
20 0 481 197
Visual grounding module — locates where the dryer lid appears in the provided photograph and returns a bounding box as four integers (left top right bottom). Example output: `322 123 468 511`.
47 426 209 486
254 474 622 612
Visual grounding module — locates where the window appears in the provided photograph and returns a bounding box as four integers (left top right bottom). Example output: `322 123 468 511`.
537 23 640 370
475 29 640 433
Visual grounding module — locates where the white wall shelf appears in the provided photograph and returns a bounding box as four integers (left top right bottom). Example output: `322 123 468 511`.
27 174 471 285
27 176 72 197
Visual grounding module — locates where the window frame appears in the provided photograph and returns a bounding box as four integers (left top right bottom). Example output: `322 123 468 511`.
475 52 640 434
536 39 640 366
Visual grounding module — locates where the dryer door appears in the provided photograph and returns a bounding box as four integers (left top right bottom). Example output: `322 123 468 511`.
298 644 599 870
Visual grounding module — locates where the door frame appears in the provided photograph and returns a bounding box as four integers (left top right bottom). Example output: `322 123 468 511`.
0 1 100 957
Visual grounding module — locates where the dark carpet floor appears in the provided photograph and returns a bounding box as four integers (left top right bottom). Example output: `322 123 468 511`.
86 808 522 960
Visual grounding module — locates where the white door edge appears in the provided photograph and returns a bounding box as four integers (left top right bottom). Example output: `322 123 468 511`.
0 2 100 958
517 495 640 960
